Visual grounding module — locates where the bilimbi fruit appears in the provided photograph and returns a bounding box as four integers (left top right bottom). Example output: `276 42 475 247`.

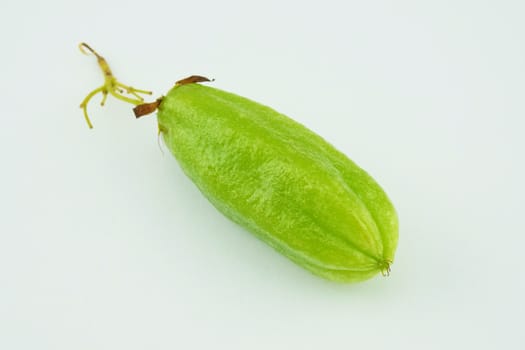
79 43 399 283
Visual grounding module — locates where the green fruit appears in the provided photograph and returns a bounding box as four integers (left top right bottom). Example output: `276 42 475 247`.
80 43 399 283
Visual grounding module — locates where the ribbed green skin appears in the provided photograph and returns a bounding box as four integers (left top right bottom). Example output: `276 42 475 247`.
157 84 398 283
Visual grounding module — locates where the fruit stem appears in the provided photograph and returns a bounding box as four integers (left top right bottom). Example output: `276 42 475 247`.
79 42 153 129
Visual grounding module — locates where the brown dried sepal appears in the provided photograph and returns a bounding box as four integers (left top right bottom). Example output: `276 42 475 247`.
175 75 214 86
133 98 163 118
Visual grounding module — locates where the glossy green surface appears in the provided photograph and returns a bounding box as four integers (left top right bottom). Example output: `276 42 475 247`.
157 83 398 282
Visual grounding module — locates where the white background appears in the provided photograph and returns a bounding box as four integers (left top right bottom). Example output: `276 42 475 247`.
1 0 524 349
